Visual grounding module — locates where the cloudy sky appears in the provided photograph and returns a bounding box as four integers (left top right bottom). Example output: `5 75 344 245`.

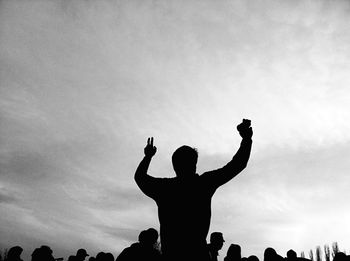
1 0 350 260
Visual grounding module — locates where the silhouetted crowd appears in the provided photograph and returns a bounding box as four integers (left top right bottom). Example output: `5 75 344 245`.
2 121 347 261
3 228 350 261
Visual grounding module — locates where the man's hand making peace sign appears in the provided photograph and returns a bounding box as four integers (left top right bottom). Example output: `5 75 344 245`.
144 137 157 158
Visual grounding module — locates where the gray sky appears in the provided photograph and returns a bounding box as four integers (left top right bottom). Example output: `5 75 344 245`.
1 0 350 260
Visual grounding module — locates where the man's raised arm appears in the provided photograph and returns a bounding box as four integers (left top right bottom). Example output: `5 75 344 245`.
134 137 159 199
204 119 253 188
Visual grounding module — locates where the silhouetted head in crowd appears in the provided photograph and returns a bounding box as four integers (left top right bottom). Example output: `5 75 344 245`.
224 244 241 261
248 255 260 261
41 245 53 255
210 232 225 251
264 248 283 261
116 228 162 261
138 230 148 244
138 228 159 247
287 250 297 260
264 248 276 258
145 228 159 246
31 245 55 261
68 249 89 261
104 253 114 261
6 246 23 261
208 232 225 261
95 252 105 261
76 249 89 261
172 146 198 177
264 248 276 261
88 257 96 261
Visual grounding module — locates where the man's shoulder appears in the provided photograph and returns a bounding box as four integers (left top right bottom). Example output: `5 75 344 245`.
148 176 176 186
198 171 215 182
161 176 177 183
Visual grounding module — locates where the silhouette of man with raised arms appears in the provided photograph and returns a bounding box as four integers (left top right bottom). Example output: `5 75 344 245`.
135 119 253 261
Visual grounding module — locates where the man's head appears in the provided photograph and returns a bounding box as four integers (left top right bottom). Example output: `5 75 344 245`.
210 232 225 251
146 228 159 245
287 250 297 260
264 247 278 261
139 228 159 247
76 249 89 260
172 146 198 177
227 244 241 259
139 230 148 244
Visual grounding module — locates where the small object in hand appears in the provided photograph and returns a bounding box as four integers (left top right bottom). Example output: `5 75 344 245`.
237 119 251 131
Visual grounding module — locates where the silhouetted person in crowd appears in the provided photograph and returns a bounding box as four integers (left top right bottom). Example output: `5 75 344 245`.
286 250 297 261
5 246 23 261
208 232 225 261
224 244 241 261
104 253 114 261
334 253 348 261
88 257 96 261
286 250 310 261
95 252 106 261
248 255 260 261
31 245 56 261
264 248 283 261
68 249 89 261
116 228 161 261
135 119 253 261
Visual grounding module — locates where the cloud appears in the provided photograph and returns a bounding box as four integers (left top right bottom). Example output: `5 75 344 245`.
1 1 350 260
0 191 17 204
62 181 153 211
96 225 141 243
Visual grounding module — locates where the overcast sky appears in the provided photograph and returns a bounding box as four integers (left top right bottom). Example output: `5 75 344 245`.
1 0 350 260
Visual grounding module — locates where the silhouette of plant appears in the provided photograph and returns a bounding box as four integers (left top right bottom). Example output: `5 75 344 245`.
316 246 322 261
324 245 330 261
332 242 339 259
309 250 314 261
0 249 8 261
